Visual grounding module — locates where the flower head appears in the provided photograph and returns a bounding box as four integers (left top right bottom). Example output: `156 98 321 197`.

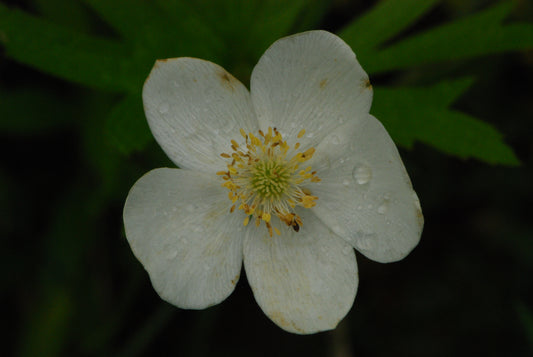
123 30 423 334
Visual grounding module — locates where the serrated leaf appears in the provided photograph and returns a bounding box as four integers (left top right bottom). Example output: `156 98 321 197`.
364 2 533 74
178 0 312 75
339 0 441 57
372 79 520 166
105 94 152 155
0 3 136 92
84 0 223 61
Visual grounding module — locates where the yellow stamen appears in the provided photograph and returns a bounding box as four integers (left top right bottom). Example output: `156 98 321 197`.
218 127 320 235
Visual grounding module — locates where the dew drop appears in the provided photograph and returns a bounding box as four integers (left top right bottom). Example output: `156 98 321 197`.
342 245 353 255
306 132 315 138
290 122 298 129
331 135 340 145
158 102 169 114
194 226 204 233
352 165 372 185
166 250 177 260
339 158 345 164
342 179 350 186
377 203 388 214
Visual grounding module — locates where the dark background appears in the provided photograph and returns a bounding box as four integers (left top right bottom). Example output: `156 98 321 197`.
2 0 532 356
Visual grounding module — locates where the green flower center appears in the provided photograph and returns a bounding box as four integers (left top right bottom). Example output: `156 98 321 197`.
218 127 320 236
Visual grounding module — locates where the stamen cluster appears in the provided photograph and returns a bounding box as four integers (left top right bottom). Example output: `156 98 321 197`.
217 127 320 236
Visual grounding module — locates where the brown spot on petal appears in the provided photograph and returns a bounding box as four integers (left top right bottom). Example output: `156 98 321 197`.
218 70 237 92
319 78 328 89
231 274 240 286
363 78 372 90
269 311 304 333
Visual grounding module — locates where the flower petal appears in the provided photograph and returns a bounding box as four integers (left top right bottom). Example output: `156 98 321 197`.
243 211 358 334
143 58 258 172
250 30 372 147
123 168 243 309
310 114 423 263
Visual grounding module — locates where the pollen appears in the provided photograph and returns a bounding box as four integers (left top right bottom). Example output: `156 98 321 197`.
218 127 320 236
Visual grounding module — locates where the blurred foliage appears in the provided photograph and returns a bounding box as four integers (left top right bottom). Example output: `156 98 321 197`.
1 0 530 163
1 0 532 356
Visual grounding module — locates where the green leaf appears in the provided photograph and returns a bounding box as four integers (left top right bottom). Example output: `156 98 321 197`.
0 3 135 92
105 94 152 155
339 0 441 56
364 2 533 73
83 0 223 61
372 78 520 166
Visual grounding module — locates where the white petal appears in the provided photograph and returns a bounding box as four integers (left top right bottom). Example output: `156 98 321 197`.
310 115 423 263
250 30 372 148
243 211 358 334
123 168 243 309
143 58 258 172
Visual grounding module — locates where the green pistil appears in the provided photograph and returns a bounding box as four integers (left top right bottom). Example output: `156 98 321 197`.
251 160 290 198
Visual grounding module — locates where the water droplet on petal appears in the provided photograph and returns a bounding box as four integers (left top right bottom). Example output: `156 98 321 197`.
158 102 169 114
342 245 352 255
377 203 388 214
339 158 345 164
166 250 177 260
352 165 372 185
331 135 340 145
342 179 350 186
306 132 315 138
194 226 204 233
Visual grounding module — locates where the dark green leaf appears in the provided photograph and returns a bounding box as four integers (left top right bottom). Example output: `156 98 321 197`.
84 0 223 61
0 3 135 92
105 94 152 155
364 2 533 73
340 0 441 56
373 78 520 165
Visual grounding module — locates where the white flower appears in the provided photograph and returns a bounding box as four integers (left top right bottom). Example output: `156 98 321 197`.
123 30 423 334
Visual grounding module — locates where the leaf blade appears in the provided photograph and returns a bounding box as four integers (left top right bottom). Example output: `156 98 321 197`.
365 2 533 74
372 79 520 166
339 0 441 55
0 3 135 92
